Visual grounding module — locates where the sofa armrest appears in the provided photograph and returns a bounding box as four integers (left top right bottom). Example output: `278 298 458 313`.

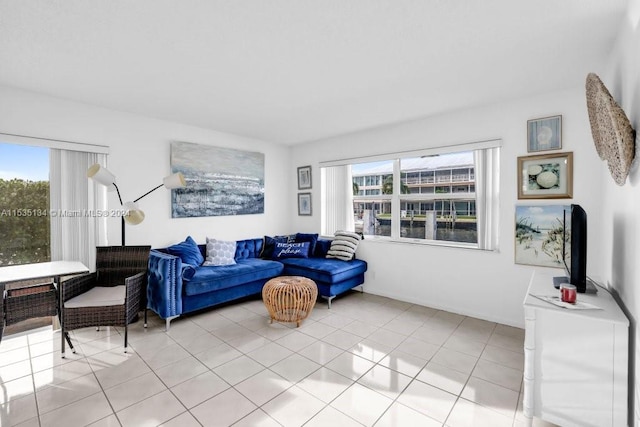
147 250 184 319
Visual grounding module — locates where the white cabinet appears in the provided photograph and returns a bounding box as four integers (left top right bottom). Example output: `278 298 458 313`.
523 270 628 427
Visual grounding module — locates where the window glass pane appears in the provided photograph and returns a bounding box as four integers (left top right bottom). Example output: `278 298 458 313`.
324 144 497 248
352 160 394 195
399 151 477 243
400 152 474 195
0 143 50 265
353 200 391 237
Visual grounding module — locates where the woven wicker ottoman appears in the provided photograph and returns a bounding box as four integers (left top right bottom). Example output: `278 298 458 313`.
262 276 317 327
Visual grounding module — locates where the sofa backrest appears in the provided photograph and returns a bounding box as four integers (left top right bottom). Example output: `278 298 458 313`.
235 238 264 260
159 236 330 262
194 239 262 261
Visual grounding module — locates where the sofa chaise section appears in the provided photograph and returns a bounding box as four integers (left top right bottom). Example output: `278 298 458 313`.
278 257 367 308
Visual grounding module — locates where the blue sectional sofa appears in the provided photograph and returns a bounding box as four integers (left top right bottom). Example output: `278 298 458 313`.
146 236 367 329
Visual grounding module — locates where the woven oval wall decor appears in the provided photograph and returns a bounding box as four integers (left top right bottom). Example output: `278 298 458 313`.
585 73 636 186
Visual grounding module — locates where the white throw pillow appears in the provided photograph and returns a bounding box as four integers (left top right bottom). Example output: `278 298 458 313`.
203 237 237 266
326 231 361 261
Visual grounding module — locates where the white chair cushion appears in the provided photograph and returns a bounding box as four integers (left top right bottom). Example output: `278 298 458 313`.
64 286 126 308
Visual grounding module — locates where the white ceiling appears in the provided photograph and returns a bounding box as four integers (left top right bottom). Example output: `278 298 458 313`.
0 0 630 145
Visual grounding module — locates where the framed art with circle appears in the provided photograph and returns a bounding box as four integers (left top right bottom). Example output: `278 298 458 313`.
527 115 562 152
518 152 573 199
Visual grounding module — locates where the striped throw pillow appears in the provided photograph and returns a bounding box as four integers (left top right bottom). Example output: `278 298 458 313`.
326 231 361 261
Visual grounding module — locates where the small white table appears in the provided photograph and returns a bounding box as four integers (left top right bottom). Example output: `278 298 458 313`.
0 261 89 344
0 261 89 285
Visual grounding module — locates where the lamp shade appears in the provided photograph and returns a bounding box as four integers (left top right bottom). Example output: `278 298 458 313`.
87 164 117 191
163 172 186 189
123 201 145 225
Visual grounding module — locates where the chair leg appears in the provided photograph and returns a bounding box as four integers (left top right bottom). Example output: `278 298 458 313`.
124 325 128 353
143 308 147 328
66 333 75 353
61 331 74 357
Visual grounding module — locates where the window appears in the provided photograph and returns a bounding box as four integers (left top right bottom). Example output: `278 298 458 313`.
321 141 500 250
0 134 110 268
0 143 50 265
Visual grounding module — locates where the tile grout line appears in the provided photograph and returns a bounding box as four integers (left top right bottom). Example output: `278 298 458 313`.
3 292 526 427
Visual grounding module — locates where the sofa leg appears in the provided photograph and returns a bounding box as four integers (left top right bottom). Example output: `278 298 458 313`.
321 296 334 309
165 315 179 332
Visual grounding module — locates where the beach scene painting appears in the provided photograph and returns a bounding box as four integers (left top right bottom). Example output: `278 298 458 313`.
515 205 566 268
170 141 264 218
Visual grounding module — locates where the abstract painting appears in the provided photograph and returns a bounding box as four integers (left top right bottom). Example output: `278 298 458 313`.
170 141 264 217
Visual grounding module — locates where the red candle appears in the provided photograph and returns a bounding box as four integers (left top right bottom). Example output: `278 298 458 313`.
560 284 577 304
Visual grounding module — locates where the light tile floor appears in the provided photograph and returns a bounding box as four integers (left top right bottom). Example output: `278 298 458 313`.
0 291 556 427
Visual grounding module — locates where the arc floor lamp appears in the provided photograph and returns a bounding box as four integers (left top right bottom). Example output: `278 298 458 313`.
87 164 186 245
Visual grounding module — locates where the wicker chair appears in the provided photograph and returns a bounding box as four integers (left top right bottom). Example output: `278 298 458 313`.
1 281 57 343
59 246 151 357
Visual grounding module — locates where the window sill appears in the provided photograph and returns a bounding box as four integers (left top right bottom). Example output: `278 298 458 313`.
360 235 497 251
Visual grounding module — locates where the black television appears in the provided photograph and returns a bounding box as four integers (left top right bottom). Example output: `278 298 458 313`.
554 204 596 293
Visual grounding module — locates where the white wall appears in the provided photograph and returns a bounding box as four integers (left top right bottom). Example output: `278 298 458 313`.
292 88 604 328
0 85 292 248
0 75 609 328
600 0 640 424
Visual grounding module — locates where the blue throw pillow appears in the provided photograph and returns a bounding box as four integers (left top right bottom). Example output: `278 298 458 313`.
294 233 318 257
181 264 196 281
272 242 311 259
166 236 204 266
314 239 332 257
261 235 292 259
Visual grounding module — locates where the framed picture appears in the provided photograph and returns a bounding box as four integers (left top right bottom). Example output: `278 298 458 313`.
298 193 312 216
518 152 573 199
527 115 562 152
515 204 566 267
297 165 312 190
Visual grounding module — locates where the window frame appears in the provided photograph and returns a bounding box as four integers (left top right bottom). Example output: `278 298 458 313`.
321 140 501 250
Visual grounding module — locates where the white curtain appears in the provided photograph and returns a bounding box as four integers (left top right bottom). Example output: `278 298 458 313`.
321 165 355 235
474 147 500 250
50 149 108 270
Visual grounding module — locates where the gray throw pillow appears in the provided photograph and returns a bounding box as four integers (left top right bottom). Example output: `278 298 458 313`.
203 237 237 266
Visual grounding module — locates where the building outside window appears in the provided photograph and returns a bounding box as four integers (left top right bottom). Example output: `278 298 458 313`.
352 152 477 244
322 141 500 250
